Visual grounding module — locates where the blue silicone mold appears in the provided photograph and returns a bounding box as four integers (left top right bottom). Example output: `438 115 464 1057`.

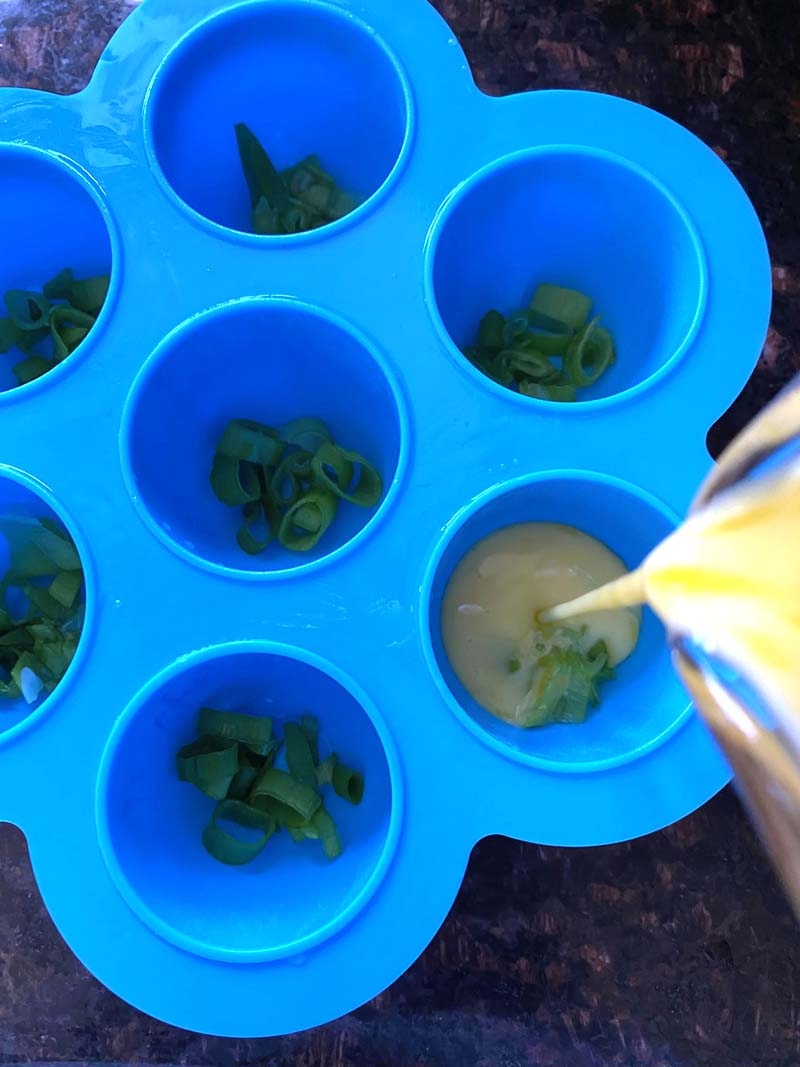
0 0 770 1038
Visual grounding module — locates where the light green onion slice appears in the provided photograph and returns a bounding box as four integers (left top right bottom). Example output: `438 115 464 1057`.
311 444 382 507
311 807 342 859
279 417 331 453
284 721 318 791
48 570 82 609
529 284 592 333
278 489 338 551
249 767 322 826
4 290 49 331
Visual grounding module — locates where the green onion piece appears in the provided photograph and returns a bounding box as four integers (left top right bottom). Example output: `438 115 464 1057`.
227 764 259 801
270 450 313 508
31 521 81 571
283 721 318 790
0 317 21 353
332 763 364 805
69 275 109 315
216 418 283 466
252 196 280 235
311 443 382 507
476 310 506 351
236 497 278 555
502 347 555 382
523 330 573 356
210 454 260 505
310 807 342 859
234 122 290 214
316 753 337 787
176 736 239 799
23 583 70 621
520 381 577 402
201 799 275 865
300 714 319 763
15 325 49 354
12 355 52 385
61 326 89 352
529 284 592 332
564 316 613 387
280 417 331 453
48 570 82 609
249 767 322 826
197 706 274 755
278 489 338 551
42 268 74 300
4 291 49 331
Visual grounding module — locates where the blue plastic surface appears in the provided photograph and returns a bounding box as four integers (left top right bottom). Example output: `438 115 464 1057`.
0 0 771 1038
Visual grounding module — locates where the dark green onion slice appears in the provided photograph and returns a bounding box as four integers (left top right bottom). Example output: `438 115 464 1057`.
210 454 260 506
234 122 289 214
476 310 505 351
280 417 331 453
4 290 49 331
217 418 283 466
502 347 555 382
43 268 74 301
278 489 338 551
249 767 322 825
198 706 274 755
176 736 239 799
13 355 52 384
236 497 279 555
284 721 318 791
269 449 313 508
310 807 342 859
69 275 109 315
529 284 592 333
332 763 365 805
311 444 382 507
0 317 21 353
201 799 275 865
227 764 259 801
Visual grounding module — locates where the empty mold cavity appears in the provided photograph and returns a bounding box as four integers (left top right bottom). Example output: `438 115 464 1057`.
0 146 114 395
0 466 91 743
146 0 412 239
122 297 406 578
423 470 688 771
96 642 400 963
427 146 707 406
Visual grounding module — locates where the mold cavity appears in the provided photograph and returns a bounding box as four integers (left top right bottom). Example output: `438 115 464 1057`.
146 0 412 239
428 146 707 406
0 146 114 395
0 466 90 741
423 470 686 771
97 642 400 962
122 298 405 578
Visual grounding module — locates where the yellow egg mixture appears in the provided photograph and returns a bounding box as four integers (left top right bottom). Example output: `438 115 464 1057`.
442 523 640 725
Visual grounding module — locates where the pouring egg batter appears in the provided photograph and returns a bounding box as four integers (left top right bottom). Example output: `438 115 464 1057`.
442 523 640 727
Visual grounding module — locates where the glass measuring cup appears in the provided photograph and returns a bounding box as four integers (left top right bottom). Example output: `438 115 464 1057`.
671 376 800 917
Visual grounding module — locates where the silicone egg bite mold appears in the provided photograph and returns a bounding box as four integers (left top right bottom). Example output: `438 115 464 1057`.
0 0 770 1037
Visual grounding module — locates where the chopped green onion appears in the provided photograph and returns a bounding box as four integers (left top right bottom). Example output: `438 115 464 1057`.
529 284 592 332
176 736 239 800
278 489 338 551
216 418 283 466
202 799 275 865
332 763 364 805
4 290 49 331
250 767 322 826
311 807 342 859
209 454 260 506
284 721 318 791
198 706 274 755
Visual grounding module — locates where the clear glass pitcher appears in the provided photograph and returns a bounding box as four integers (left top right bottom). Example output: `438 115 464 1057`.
671 376 800 916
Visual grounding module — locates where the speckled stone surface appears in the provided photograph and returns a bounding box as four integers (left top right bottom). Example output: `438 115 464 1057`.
0 1 798 1064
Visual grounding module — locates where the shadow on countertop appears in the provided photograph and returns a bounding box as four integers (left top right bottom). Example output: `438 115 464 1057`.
0 1 799 1065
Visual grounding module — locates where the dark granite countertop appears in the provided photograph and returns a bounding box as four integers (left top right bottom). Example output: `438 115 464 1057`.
0 1 798 1064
